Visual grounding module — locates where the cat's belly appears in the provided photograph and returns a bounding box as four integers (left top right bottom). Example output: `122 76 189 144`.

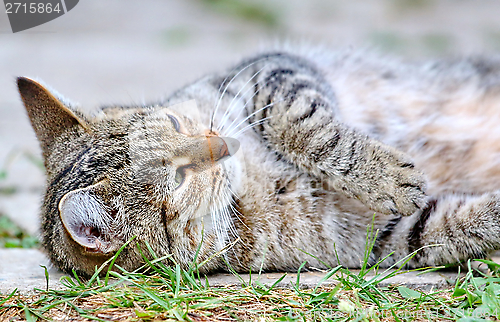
408 119 500 195
335 88 500 195
320 52 500 195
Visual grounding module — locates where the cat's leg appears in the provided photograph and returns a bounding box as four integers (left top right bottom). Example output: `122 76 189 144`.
227 52 427 216
374 192 500 268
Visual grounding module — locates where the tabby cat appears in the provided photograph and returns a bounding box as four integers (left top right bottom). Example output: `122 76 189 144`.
18 48 500 277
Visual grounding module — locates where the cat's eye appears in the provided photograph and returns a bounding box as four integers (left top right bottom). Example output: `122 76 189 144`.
174 168 184 189
168 114 181 132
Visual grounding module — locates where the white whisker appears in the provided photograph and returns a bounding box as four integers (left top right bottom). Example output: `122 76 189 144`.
210 64 243 131
218 74 272 135
232 116 274 139
209 180 237 252
227 185 240 199
211 57 270 131
211 203 224 250
225 99 283 137
217 65 267 132
228 201 248 230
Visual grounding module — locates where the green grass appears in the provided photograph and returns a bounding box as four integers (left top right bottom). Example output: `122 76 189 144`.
0 215 38 248
0 150 41 248
200 0 280 28
2 228 500 321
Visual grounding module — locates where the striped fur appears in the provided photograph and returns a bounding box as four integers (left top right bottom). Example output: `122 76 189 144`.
17 48 500 276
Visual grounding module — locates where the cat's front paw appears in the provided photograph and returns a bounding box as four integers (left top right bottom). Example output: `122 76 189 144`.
366 145 428 216
331 143 428 216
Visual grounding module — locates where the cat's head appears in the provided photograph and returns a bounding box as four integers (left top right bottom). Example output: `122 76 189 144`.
18 77 240 276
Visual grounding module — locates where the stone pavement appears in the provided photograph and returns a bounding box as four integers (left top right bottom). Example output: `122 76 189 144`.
2 0 500 294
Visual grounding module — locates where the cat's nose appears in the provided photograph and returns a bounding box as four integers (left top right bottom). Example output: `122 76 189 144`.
206 136 239 162
207 136 229 162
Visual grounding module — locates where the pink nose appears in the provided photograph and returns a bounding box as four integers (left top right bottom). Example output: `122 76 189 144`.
207 136 229 162
206 136 239 162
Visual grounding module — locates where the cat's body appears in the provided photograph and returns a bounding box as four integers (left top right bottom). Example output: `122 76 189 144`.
18 48 500 277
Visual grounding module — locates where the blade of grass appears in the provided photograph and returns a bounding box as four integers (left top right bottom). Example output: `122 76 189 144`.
175 264 181 298
262 273 287 295
110 271 172 310
313 265 342 293
295 261 307 293
0 288 17 305
105 235 137 285
40 265 49 292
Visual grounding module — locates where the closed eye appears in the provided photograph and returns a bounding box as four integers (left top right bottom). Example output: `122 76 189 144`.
168 114 181 132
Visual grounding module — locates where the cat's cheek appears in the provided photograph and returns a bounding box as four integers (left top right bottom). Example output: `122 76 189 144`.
170 172 218 220
170 184 200 219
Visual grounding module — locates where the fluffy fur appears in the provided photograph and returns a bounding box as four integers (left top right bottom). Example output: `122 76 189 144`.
17 48 500 277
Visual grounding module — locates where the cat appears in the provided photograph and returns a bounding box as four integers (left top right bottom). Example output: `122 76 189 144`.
17 48 500 277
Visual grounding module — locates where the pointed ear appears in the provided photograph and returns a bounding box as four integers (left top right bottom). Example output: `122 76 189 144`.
58 180 121 253
17 77 89 158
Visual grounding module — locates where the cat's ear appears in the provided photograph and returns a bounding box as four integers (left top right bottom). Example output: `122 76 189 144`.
58 180 122 254
17 77 90 158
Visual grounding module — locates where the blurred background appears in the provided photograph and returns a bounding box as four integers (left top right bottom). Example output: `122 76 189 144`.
1 0 500 244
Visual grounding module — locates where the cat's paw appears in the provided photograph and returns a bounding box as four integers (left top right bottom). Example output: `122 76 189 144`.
365 145 428 216
331 143 428 216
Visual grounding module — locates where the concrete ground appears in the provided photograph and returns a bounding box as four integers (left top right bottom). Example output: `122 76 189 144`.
1 0 500 294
